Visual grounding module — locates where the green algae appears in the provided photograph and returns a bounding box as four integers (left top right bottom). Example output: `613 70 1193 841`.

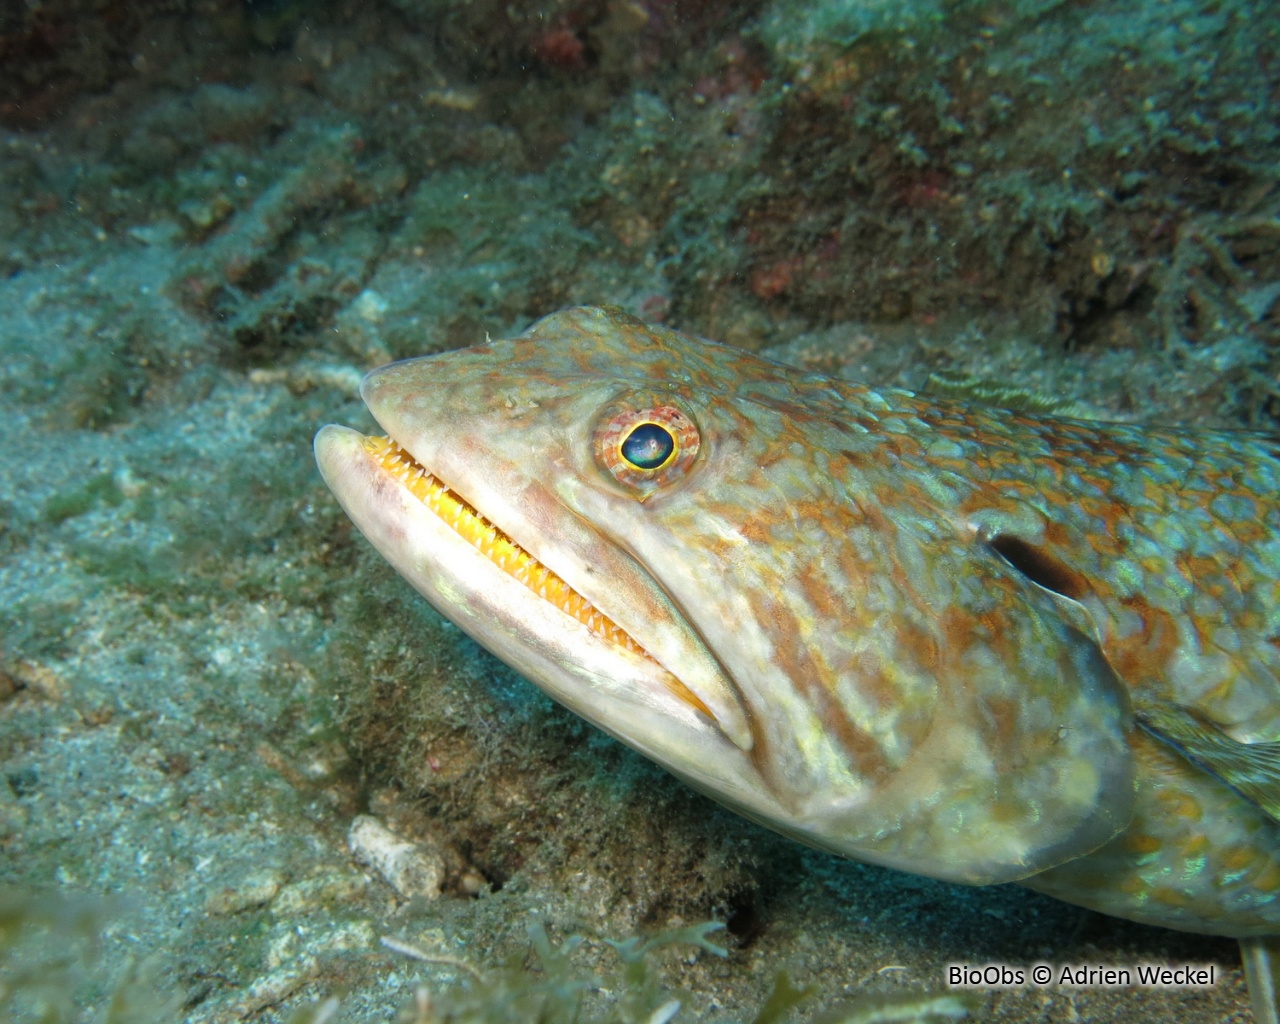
0 891 179 1024
0 894 975 1024
43 473 127 526
395 920 729 1023
2 895 828 1024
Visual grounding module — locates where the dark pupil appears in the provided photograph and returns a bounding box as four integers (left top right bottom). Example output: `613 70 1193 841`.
621 422 675 470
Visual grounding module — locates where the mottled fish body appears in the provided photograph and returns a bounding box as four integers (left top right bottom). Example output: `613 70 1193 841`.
316 306 1280 947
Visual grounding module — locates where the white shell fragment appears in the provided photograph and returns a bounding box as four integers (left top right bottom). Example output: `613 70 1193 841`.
347 815 444 899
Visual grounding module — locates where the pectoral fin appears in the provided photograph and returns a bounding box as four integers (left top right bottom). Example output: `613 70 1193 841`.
1136 701 1280 825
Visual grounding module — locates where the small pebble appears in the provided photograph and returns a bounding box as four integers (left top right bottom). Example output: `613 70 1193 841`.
348 815 444 899
205 867 285 915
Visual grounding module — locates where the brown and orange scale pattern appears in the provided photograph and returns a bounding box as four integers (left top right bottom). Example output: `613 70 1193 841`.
517 308 1277 933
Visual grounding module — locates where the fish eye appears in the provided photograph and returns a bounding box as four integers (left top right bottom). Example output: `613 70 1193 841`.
620 422 676 471
594 402 699 496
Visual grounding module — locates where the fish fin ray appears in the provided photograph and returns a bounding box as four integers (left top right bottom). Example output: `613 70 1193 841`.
1137 701 1280 825
1241 937 1280 1024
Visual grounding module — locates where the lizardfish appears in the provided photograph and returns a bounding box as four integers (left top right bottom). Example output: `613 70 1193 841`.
315 306 1280 1016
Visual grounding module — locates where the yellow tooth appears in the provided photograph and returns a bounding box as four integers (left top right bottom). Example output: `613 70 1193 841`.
365 435 650 658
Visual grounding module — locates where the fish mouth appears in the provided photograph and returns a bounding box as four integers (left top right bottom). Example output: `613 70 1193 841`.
365 436 650 657
351 431 724 727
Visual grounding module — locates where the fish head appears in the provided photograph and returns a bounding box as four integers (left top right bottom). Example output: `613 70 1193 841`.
316 306 1135 887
